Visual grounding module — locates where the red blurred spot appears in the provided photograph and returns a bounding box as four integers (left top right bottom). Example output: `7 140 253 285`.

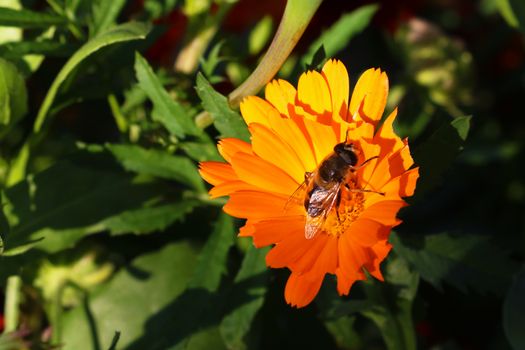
145 10 188 65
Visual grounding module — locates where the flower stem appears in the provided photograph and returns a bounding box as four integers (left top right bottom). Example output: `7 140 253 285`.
4 275 22 333
228 0 323 108
50 282 66 345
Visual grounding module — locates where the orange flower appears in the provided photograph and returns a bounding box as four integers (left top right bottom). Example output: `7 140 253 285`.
199 59 419 307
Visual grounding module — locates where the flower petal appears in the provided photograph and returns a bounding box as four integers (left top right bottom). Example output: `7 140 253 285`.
284 271 324 308
289 234 330 274
265 79 296 117
347 218 388 246
266 230 315 268
359 200 407 226
297 70 332 116
249 123 306 183
387 145 414 179
230 152 299 195
267 111 318 171
209 180 257 198
199 161 237 185
381 167 420 198
224 191 302 219
250 215 304 247
335 267 363 296
218 138 252 163
374 108 404 157
337 233 366 295
350 68 388 125
365 240 392 281
240 96 275 127
322 59 350 122
303 117 338 165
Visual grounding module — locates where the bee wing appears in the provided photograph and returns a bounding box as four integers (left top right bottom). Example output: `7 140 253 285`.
304 182 341 239
284 172 314 212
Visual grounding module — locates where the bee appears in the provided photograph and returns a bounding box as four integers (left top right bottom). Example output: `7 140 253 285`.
287 142 379 239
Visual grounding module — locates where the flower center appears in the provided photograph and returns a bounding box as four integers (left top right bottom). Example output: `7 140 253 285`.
324 179 366 237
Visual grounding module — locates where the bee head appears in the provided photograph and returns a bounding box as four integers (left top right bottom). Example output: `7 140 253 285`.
334 142 358 166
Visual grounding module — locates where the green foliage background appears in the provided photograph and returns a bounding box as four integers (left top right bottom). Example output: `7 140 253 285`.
0 0 523 349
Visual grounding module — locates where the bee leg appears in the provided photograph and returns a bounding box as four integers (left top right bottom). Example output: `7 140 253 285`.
304 172 313 181
335 190 342 222
351 188 385 196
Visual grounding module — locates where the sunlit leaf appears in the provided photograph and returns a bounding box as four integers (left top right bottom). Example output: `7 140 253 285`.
3 152 163 254
188 213 235 291
0 0 22 44
0 57 27 128
0 6 67 27
34 22 150 132
248 15 273 56
125 213 235 349
106 144 205 192
391 231 515 295
90 0 128 36
503 266 525 350
0 40 77 59
195 73 250 141
498 0 525 33
302 4 379 66
103 201 199 235
60 241 199 349
220 245 269 350
135 52 201 138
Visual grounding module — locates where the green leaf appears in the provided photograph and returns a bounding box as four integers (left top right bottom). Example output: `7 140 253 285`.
248 15 274 56
391 231 515 295
498 0 525 33
180 141 222 162
200 40 227 81
0 195 9 255
135 52 201 138
33 22 150 133
361 255 418 350
0 57 27 128
302 4 379 66
102 201 199 235
90 0 128 36
121 214 235 349
412 116 471 196
0 7 67 27
188 213 235 291
503 266 525 350
106 144 205 192
323 316 362 350
195 73 250 142
305 44 327 71
220 245 269 350
60 241 199 350
3 152 163 254
0 40 77 59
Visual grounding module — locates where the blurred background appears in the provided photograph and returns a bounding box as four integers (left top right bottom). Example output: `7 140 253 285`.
0 0 523 349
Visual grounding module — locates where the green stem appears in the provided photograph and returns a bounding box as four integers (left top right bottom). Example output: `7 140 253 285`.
4 275 22 333
107 94 128 133
228 0 323 107
51 282 66 345
174 3 234 73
